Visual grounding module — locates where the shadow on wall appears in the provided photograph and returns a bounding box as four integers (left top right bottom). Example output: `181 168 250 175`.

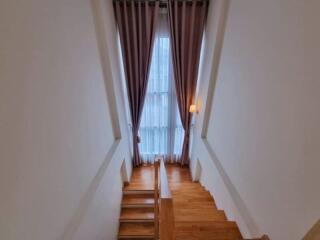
59 141 120 240
203 140 260 235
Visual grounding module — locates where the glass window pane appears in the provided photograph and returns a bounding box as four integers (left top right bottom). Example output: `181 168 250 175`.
139 36 184 163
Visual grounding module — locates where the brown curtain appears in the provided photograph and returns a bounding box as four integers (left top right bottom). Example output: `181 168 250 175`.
168 0 208 165
114 0 159 167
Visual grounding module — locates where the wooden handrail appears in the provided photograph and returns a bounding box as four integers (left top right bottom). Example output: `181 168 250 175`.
154 157 174 240
159 159 172 199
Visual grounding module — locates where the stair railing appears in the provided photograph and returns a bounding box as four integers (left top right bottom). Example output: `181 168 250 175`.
154 157 174 240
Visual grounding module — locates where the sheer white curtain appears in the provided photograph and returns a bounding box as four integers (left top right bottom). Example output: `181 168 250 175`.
139 12 184 164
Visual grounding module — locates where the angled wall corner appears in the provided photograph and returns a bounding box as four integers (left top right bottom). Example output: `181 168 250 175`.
91 0 122 140
200 0 230 139
90 0 132 171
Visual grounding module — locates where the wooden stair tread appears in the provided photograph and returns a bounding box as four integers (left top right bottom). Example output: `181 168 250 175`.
120 208 154 221
174 221 243 239
118 165 244 240
172 190 209 194
123 189 154 195
173 199 216 204
174 213 226 222
124 184 154 191
175 235 242 240
118 222 154 238
175 232 242 240
172 192 211 195
174 220 240 229
122 194 154 207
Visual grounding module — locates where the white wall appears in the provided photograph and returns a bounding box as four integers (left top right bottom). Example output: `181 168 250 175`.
0 0 132 239
191 0 320 240
303 1 320 232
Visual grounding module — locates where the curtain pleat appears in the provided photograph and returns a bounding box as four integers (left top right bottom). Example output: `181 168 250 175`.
114 0 159 166
168 0 208 165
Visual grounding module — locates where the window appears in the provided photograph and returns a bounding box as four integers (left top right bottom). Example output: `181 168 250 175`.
139 23 184 163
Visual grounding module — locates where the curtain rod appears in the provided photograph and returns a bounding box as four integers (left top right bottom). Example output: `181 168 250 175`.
113 0 209 5
113 0 209 2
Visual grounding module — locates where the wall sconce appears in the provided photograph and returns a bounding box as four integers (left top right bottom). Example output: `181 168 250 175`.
189 104 198 114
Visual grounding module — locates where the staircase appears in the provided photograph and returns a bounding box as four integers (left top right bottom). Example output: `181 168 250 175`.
118 164 268 240
167 166 243 240
118 166 157 239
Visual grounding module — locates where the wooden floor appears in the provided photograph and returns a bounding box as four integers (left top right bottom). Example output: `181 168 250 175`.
118 164 243 240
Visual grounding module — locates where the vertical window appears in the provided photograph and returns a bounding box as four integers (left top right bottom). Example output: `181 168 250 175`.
139 23 183 163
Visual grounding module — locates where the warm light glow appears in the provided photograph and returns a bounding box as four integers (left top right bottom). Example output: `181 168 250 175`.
189 104 197 113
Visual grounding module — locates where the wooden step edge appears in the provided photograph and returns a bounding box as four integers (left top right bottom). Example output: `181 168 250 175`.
119 218 154 223
174 220 239 227
118 235 154 239
123 190 155 195
118 222 155 237
121 203 154 208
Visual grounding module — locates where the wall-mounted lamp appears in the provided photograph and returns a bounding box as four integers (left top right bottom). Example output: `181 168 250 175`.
189 104 198 114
